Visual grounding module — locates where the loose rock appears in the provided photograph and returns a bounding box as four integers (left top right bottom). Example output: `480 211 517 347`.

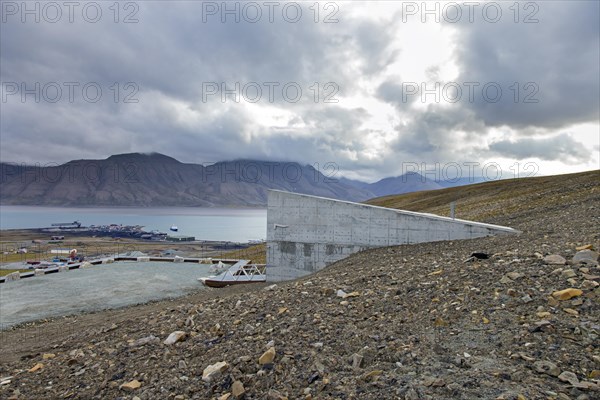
552 288 583 300
130 335 159 347
573 250 599 264
507 272 524 280
558 371 579 385
259 347 276 365
28 363 44 373
164 331 187 345
352 353 364 369
560 269 577 279
231 380 245 398
544 255 567 265
202 361 229 382
120 380 141 391
534 361 560 377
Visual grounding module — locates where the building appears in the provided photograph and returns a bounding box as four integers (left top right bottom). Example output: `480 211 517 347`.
266 190 519 281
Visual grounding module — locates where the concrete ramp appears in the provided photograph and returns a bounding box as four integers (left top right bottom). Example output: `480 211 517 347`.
266 190 519 281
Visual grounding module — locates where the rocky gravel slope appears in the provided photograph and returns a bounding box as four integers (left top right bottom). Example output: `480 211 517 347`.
0 171 599 400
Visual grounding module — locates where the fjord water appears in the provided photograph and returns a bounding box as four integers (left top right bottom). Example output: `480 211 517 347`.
0 261 214 329
0 206 267 242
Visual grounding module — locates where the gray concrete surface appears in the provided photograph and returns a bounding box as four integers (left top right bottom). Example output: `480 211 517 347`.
266 190 519 281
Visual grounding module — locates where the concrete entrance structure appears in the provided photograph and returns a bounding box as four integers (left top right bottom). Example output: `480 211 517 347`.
266 190 519 281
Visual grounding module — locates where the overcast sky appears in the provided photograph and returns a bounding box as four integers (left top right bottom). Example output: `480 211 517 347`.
1 1 598 182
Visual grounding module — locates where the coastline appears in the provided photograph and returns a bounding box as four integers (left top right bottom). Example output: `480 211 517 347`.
0 207 268 243
0 228 259 266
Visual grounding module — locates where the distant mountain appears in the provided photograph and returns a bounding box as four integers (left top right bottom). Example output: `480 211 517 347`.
338 177 371 191
0 153 497 206
0 153 374 207
340 172 443 197
367 173 443 197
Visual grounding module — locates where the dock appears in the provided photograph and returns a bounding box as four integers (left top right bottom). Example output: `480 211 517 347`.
0 257 247 284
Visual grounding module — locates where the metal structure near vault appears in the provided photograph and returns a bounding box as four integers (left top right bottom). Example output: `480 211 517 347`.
266 190 519 281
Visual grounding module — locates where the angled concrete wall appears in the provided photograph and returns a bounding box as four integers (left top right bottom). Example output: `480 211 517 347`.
266 190 519 281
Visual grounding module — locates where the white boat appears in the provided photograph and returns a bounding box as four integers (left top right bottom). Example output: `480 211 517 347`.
199 260 266 288
170 225 178 232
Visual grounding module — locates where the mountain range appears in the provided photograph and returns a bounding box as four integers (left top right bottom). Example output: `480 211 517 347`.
0 153 485 206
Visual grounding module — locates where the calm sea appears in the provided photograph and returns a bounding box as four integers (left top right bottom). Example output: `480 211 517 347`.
0 206 267 242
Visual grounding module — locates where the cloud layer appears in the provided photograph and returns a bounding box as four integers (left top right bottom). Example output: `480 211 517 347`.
1 1 598 181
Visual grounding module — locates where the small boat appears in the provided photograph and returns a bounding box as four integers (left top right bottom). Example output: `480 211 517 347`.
199 260 266 288
170 225 178 232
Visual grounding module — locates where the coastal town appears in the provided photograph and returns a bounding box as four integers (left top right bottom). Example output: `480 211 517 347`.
0 221 264 283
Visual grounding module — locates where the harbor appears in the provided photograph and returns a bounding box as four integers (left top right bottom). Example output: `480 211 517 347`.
0 256 260 284
44 220 175 241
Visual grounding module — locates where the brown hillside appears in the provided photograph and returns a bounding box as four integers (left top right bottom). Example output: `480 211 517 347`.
367 170 599 224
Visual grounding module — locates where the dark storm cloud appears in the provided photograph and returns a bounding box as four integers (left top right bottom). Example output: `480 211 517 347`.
0 2 398 166
1 3 355 103
392 104 486 157
450 1 600 129
488 133 593 164
0 1 597 179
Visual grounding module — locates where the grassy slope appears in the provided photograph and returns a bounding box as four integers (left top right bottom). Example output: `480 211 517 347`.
220 243 266 264
0 269 29 277
367 170 599 223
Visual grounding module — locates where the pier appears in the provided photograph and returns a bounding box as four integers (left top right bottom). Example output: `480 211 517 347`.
0 257 252 284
